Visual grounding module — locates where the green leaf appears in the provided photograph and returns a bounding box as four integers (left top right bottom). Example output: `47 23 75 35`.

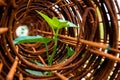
52 17 60 26
36 10 78 30
35 61 44 66
14 36 52 44
58 21 68 29
36 10 57 29
51 17 68 29
67 47 74 57
59 19 78 27
25 69 43 76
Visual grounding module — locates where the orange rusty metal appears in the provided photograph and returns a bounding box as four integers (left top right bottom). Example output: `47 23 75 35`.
0 0 120 80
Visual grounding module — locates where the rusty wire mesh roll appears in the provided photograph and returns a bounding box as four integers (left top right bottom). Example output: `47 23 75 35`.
0 0 120 80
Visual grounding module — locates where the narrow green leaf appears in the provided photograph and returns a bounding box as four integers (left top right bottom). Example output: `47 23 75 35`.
41 37 53 43
67 47 74 57
25 69 43 76
59 19 78 27
35 61 44 66
14 36 52 44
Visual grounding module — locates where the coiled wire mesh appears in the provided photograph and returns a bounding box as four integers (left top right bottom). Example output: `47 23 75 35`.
0 0 120 80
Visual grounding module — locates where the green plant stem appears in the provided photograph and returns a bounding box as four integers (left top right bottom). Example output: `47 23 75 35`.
45 43 49 60
48 29 59 66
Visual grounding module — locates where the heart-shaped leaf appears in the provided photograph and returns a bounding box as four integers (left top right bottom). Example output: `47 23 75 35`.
14 36 52 44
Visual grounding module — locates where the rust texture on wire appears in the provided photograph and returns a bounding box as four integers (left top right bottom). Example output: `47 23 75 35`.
0 0 120 80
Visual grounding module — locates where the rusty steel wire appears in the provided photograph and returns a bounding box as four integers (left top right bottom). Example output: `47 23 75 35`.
0 0 120 80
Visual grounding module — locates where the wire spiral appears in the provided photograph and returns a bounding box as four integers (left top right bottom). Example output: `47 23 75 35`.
0 0 120 80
